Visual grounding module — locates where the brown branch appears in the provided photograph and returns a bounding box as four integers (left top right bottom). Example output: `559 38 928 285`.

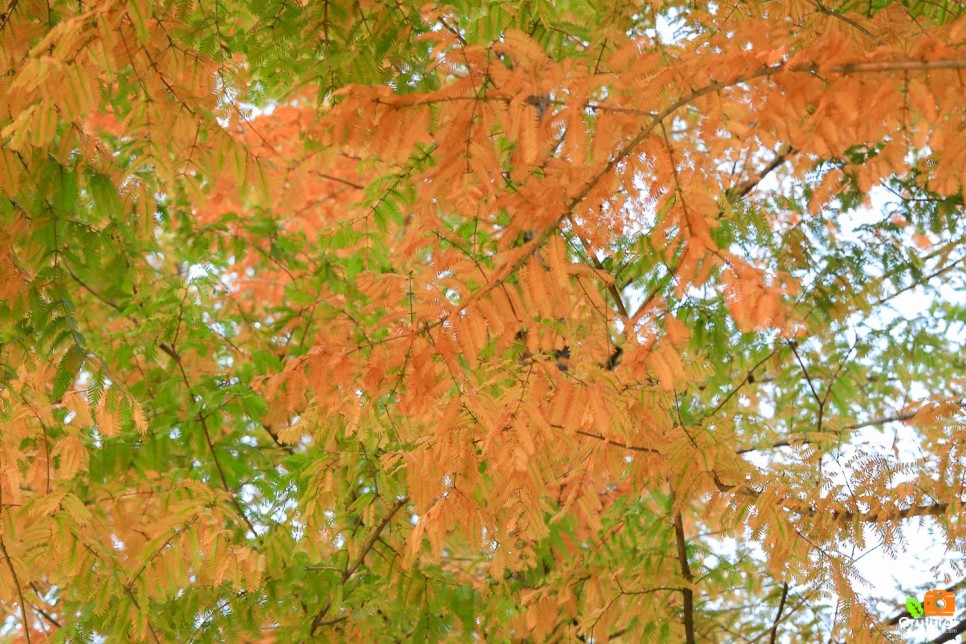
123 585 161 644
930 618 966 644
310 496 409 634
0 537 31 644
873 254 966 307
312 172 364 190
157 342 182 362
168 347 259 538
710 347 781 416
0 0 20 32
68 269 123 313
746 372 901 385
72 538 160 643
575 399 954 525
724 145 795 203
736 410 921 454
574 407 922 457
673 512 696 644
384 59 966 113
713 474 952 524
768 583 789 644
343 496 409 582
572 428 660 454
805 0 880 41
125 519 199 592
569 226 629 319
822 500 950 523
30 603 61 630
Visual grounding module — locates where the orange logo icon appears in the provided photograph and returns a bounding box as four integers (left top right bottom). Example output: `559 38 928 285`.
923 590 955 617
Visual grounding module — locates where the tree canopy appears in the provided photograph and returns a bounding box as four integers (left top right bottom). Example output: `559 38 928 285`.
1 0 965 641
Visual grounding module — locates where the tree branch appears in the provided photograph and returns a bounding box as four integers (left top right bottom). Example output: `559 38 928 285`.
168 347 259 538
0 537 31 644
929 617 966 643
736 410 921 454
31 603 61 630
873 254 966 307
572 428 660 454
673 512 696 644
569 225 629 319
310 496 409 634
0 0 20 33
713 474 952 524
768 583 789 644
724 144 795 203
805 0 879 41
